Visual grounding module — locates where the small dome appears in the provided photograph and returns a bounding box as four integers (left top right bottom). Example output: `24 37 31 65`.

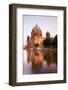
46 31 50 38
46 31 50 35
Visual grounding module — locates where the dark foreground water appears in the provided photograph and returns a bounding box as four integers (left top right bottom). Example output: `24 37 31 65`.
23 49 57 75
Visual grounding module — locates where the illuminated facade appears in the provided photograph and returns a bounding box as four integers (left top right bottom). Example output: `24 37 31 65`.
27 24 44 48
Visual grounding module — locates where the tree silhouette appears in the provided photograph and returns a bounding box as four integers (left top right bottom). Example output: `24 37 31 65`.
51 35 57 48
43 38 51 48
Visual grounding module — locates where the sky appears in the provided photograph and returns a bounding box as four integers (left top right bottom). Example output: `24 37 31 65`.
23 15 58 46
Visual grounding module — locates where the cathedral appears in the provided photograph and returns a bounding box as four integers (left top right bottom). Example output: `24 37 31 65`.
26 24 52 49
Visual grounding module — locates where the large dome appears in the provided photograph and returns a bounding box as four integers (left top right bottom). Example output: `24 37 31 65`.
31 24 42 37
32 24 41 31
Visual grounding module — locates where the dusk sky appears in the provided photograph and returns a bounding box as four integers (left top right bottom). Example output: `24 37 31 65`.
23 15 58 46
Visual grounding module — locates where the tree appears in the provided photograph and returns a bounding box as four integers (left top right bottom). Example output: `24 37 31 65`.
43 38 51 48
51 35 57 48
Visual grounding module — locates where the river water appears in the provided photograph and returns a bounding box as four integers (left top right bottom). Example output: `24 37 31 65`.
23 49 57 75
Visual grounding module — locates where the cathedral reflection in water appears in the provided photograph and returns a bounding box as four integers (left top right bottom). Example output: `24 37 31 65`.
23 50 57 74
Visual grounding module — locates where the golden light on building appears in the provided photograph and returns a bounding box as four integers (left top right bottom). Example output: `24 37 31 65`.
27 24 44 48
